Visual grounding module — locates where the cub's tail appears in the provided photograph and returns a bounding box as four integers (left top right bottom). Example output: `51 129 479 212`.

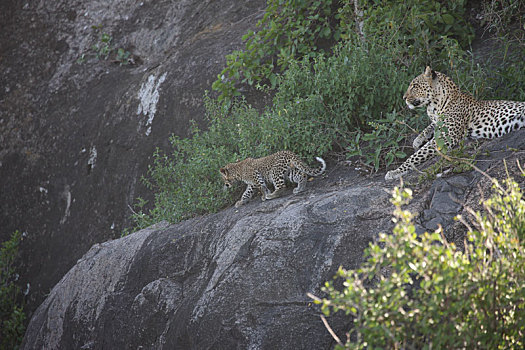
294 156 326 177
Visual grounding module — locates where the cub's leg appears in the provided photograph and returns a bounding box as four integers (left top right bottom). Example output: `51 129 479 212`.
413 123 435 150
289 169 308 194
255 171 270 201
235 184 255 207
265 169 287 200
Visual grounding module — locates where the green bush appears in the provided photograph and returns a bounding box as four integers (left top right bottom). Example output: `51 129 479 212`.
314 174 525 349
271 34 493 170
481 0 525 38
1 231 26 350
339 0 474 66
212 0 341 100
483 50 525 101
212 0 477 101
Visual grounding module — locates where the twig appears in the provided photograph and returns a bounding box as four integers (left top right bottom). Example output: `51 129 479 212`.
320 314 344 347
395 119 419 134
517 159 524 174
230 8 266 26
128 204 138 215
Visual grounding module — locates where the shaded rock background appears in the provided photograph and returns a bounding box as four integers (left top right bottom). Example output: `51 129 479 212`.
0 0 269 314
22 130 525 349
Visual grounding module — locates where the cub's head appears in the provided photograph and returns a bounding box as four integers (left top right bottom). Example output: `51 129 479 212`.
219 164 238 190
403 66 438 110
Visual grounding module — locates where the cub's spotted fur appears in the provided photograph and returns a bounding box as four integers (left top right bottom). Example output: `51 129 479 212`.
220 150 326 207
385 66 525 180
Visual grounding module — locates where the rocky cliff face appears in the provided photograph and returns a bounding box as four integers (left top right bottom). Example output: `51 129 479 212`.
22 130 525 349
0 0 268 314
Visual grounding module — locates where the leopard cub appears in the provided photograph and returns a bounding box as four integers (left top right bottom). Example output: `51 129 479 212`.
220 150 326 207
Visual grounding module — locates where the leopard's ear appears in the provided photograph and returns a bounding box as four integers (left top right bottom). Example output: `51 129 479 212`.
424 66 437 82
219 167 228 176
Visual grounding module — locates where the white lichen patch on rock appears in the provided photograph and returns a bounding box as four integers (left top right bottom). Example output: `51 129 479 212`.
88 146 97 169
60 185 72 225
137 73 167 136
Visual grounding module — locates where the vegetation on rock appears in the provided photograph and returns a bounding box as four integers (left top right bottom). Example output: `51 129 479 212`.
314 169 525 349
132 0 525 229
1 231 25 350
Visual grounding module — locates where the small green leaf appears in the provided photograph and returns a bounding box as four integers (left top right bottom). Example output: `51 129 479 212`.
442 13 455 25
321 26 331 38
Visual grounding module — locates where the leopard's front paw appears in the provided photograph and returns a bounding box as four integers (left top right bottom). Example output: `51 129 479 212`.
234 200 245 208
385 170 404 181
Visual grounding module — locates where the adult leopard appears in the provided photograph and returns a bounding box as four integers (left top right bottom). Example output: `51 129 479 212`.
385 66 525 180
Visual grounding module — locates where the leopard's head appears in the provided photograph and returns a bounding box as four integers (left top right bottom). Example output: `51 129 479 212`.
219 164 238 190
403 66 438 110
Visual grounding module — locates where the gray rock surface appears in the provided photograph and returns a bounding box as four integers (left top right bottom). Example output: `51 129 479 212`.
23 182 393 350
0 0 268 314
412 129 525 246
22 130 525 349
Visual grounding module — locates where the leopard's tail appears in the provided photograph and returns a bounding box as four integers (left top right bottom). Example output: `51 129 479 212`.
293 156 326 176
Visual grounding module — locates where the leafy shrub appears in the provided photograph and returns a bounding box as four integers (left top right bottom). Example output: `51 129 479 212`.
273 39 422 167
339 0 474 66
212 0 341 100
212 0 477 101
1 231 26 350
92 31 113 60
481 0 525 38
272 35 493 170
481 49 525 102
276 41 410 130
314 174 525 349
347 111 414 171
415 142 479 183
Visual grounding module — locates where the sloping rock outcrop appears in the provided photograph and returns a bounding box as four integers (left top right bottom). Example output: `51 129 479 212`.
0 0 268 314
22 130 525 349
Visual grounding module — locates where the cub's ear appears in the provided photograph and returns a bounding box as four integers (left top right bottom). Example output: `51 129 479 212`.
424 66 437 82
219 167 228 175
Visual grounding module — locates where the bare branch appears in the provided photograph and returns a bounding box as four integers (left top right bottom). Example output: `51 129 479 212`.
320 314 344 347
